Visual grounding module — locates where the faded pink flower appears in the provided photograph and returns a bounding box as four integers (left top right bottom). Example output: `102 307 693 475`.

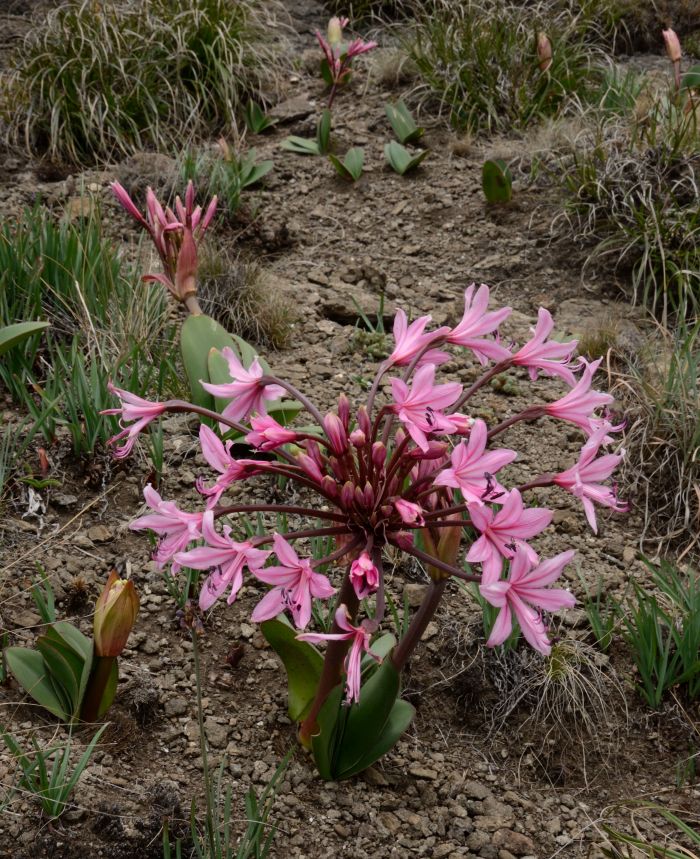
130 484 203 574
447 284 512 365
553 425 628 533
434 418 516 503
297 604 380 703
201 348 285 425
103 383 167 459
174 511 270 611
512 308 577 386
350 551 379 599
388 309 449 367
394 499 425 526
390 364 462 451
480 549 576 654
246 414 298 451
467 489 552 583
251 534 335 630
545 358 613 435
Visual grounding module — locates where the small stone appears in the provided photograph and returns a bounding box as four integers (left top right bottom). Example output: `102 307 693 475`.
73 534 94 549
87 524 113 543
403 583 426 608
492 829 536 856
623 546 636 564
409 766 438 780
53 493 79 508
464 780 492 800
362 766 389 786
164 697 188 717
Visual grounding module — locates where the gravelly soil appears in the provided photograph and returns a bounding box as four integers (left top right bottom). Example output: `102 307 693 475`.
1 1 699 857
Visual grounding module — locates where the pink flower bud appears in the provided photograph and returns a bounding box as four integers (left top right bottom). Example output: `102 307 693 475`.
341 481 355 508
350 551 379 599
393 531 414 551
357 406 371 437
327 16 345 47
93 570 140 658
363 482 375 508
537 32 552 72
371 442 386 467
297 453 324 484
349 428 366 448
323 412 348 455
663 28 681 64
321 475 338 497
337 394 350 428
306 439 324 468
395 499 425 526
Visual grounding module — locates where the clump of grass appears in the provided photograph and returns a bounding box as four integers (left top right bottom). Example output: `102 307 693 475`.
599 803 700 859
3 0 283 164
197 249 295 350
406 0 605 134
613 321 700 554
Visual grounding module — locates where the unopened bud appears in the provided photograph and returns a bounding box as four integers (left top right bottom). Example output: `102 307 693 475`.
393 531 414 551
297 453 324 484
349 428 366 448
363 482 375 508
663 28 681 64
337 394 350 428
537 32 552 73
327 15 344 47
321 475 338 497
356 406 371 438
94 570 140 658
341 481 355 508
371 442 386 468
323 412 348 456
305 439 323 468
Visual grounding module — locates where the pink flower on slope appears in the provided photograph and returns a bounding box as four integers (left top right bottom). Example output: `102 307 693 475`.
200 348 285 425
130 485 203 574
545 358 613 435
196 424 263 508
480 549 576 654
297 605 380 703
553 425 628 533
390 364 462 452
394 499 425 526
467 489 552 584
447 284 512 365
251 534 335 630
350 552 379 599
388 309 450 367
512 308 578 386
434 418 516 503
246 414 298 451
103 383 167 459
174 511 270 611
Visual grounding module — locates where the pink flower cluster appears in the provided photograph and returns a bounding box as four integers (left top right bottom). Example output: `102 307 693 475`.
316 16 377 106
110 284 627 703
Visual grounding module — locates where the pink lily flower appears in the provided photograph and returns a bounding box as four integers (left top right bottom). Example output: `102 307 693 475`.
467 489 552 583
433 418 516 503
350 551 380 599
130 484 203 574
201 348 285 425
196 424 263 508
394 499 425 526
246 414 297 451
174 511 270 611
553 425 628 533
447 284 512 365
390 363 463 451
103 383 167 459
297 605 380 703
512 308 578 386
480 548 576 654
251 534 335 629
387 309 450 368
545 358 613 435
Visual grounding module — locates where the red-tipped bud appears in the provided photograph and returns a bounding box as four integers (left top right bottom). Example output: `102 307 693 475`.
323 413 348 455
394 428 406 447
363 482 375 508
297 453 324 484
94 570 140 658
371 442 386 468
663 28 681 64
356 406 371 437
174 228 198 301
354 485 366 508
409 441 448 460
341 481 355 508
337 394 350 428
393 531 414 551
350 551 379 599
321 475 338 497
328 456 347 482
349 429 366 448
305 439 324 468
537 32 552 72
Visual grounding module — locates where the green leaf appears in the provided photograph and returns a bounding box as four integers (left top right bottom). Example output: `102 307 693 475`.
239 152 274 189
338 698 415 779
482 159 513 203
385 100 424 145
50 622 93 705
180 314 243 410
384 141 429 175
96 659 119 718
329 147 364 182
281 136 321 156
0 321 50 356
260 616 324 720
681 64 700 90
310 684 344 780
36 636 84 720
360 633 395 681
244 101 277 134
4 647 69 720
317 109 332 155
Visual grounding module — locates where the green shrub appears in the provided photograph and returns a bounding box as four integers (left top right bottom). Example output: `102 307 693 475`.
3 0 282 163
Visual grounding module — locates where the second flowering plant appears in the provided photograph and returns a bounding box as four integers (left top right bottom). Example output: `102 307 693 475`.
109 285 626 779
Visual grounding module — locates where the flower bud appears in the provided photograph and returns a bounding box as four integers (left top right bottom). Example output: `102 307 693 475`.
337 394 350 428
356 406 371 438
94 570 140 658
371 442 386 468
305 439 323 468
327 16 344 47
350 551 379 599
537 32 552 72
393 531 414 551
362 482 375 508
174 228 198 301
663 28 681 64
323 412 348 455
341 481 355 508
395 498 425 525
349 428 366 448
297 453 324 484
321 475 338 497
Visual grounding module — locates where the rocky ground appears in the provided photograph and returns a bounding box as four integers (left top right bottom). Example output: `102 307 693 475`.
1 1 698 857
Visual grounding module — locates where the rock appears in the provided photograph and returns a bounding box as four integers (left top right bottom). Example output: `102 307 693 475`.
409 766 438 780
87 524 114 543
10 608 42 630
464 780 492 800
53 493 79 508
270 95 315 122
492 829 536 856
204 718 229 749
164 697 188 717
623 546 636 564
403 583 426 608
72 534 94 549
363 766 389 786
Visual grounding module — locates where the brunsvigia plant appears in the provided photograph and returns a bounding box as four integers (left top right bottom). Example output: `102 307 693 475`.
316 16 377 109
107 288 628 779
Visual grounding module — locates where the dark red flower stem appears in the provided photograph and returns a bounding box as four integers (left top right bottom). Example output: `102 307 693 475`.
518 474 554 492
214 504 347 522
392 540 480 583
260 375 325 428
451 359 513 412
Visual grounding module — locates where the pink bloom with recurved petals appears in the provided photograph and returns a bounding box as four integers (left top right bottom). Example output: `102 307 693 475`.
251 534 335 630
103 383 167 459
434 418 516 503
512 308 578 386
467 489 552 583
297 605 380 703
545 358 613 436
391 364 462 451
130 484 203 574
174 511 270 611
553 425 628 533
447 284 512 365
350 552 379 599
201 348 285 426
388 309 450 368
394 499 425 526
196 424 263 508
246 414 297 451
480 549 576 654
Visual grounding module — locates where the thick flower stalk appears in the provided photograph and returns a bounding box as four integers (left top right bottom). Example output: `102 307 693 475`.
316 16 377 108
109 283 627 747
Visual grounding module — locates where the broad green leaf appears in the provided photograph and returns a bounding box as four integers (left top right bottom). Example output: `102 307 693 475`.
180 314 242 410
4 647 69 720
96 659 119 718
482 159 513 203
681 64 700 90
384 141 429 175
385 100 424 145
0 321 50 356
281 136 320 156
50 621 93 705
260 616 324 721
329 148 364 181
311 684 344 780
317 109 332 155
337 698 415 779
360 633 396 681
36 635 84 719
244 101 277 134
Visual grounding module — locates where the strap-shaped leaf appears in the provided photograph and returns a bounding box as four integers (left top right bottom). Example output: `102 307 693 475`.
681 64 700 90
384 141 429 175
181 314 243 410
49 621 93 705
482 159 513 203
4 647 69 720
260 616 324 721
360 633 396 681
385 100 424 145
281 136 320 156
0 321 50 356
36 636 83 719
337 698 415 779
96 659 119 719
310 683 344 780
